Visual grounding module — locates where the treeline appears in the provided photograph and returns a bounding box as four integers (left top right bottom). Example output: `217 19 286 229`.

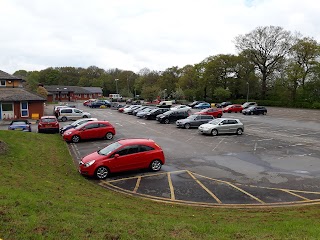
14 26 320 108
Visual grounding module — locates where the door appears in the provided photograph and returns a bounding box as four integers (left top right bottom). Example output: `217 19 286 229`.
110 145 141 172
73 109 83 120
80 122 100 139
1 103 14 120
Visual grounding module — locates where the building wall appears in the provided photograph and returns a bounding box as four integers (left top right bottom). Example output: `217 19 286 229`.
12 101 44 120
47 92 102 102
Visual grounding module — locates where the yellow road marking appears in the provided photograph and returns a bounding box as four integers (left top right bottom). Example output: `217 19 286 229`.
281 190 310 201
187 170 222 204
105 170 187 183
192 172 265 204
133 176 141 193
167 173 175 200
246 184 320 195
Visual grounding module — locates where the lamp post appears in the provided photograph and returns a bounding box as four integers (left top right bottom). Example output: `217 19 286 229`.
164 89 167 101
115 79 119 94
246 82 249 102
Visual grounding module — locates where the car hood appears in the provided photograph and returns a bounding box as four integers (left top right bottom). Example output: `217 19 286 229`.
199 123 216 128
176 119 190 123
82 151 106 163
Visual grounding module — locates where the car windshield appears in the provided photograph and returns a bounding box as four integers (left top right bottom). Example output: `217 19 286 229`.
187 115 197 120
71 119 86 126
11 121 27 125
247 106 255 110
163 110 173 116
98 142 122 155
208 119 221 125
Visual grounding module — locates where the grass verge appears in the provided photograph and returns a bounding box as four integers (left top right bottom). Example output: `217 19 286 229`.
1 130 320 239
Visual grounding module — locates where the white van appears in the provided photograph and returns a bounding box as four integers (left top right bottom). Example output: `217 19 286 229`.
58 108 91 122
156 101 173 108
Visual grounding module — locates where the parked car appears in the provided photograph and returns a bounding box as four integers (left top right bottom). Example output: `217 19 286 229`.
132 106 149 116
170 105 191 111
156 110 190 124
58 108 91 122
123 105 141 114
242 102 257 109
156 101 173 108
38 116 60 133
194 108 223 118
198 118 244 136
144 108 170 120
187 101 206 108
194 102 211 109
90 100 111 108
79 138 165 179
83 99 97 107
176 114 213 129
242 106 267 115
216 102 232 108
117 105 130 112
8 120 31 132
59 118 98 134
223 104 244 113
136 107 157 118
62 120 115 143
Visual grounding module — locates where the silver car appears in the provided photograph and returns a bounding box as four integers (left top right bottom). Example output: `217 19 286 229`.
198 118 244 136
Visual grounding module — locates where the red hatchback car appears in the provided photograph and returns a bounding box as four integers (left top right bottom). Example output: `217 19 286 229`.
194 108 223 118
223 104 243 113
38 116 60 133
62 120 115 143
79 138 165 179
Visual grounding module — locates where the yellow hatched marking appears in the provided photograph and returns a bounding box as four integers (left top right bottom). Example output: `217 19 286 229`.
105 170 187 183
193 172 265 204
133 176 141 193
187 171 222 204
167 172 175 200
281 190 310 201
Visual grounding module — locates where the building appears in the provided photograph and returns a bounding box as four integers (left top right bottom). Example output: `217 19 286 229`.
44 85 103 102
0 70 46 121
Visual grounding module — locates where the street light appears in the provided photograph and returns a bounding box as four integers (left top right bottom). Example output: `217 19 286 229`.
246 82 249 102
115 79 119 94
164 89 167 100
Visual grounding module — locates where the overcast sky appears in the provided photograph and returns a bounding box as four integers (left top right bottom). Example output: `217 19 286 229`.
1 0 319 74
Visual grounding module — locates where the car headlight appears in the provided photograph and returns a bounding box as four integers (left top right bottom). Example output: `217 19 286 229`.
65 131 72 135
84 160 96 167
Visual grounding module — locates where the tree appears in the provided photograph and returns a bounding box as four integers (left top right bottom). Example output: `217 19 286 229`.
37 86 48 98
213 87 231 102
235 26 295 99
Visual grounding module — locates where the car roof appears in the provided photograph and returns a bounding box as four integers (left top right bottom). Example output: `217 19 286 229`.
41 116 57 119
117 138 156 145
217 118 240 121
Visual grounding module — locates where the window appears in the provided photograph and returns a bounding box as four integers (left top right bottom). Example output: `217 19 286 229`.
89 94 92 98
61 109 72 114
84 94 87 98
99 123 109 127
227 120 238 124
21 102 29 117
0 80 6 86
84 123 99 129
139 145 154 152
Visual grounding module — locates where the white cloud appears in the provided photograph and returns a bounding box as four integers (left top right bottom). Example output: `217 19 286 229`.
0 0 319 74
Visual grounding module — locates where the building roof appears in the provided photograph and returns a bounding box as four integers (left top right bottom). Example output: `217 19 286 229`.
0 88 46 101
82 87 103 94
44 85 102 94
0 70 23 80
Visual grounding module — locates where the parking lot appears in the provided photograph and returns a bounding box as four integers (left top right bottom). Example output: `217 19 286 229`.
62 104 320 207
2 104 320 207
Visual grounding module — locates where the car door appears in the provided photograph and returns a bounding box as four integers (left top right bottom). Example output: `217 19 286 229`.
97 123 112 138
80 122 100 139
73 109 83 120
217 120 229 134
110 145 140 172
226 120 238 133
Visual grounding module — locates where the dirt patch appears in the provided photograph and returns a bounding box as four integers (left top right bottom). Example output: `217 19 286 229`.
0 140 8 154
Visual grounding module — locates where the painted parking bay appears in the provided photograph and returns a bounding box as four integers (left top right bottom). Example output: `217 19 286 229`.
98 169 320 208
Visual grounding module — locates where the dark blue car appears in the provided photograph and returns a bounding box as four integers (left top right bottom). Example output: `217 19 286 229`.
8 120 31 132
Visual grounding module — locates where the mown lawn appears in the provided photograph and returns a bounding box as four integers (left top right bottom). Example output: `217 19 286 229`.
1 130 320 240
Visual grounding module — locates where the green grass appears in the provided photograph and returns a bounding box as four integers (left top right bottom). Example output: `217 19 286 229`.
1 131 320 240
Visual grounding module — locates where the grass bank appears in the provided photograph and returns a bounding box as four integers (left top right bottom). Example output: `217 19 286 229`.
0 131 320 239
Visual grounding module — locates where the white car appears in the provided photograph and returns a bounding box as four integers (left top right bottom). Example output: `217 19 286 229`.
58 108 91 121
170 105 191 111
198 118 244 136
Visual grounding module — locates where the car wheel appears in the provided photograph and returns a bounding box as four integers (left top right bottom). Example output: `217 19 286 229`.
150 160 162 171
250 112 253 115
236 128 243 135
83 115 88 118
217 114 222 118
164 119 170 124
211 129 218 136
184 123 190 129
105 132 114 140
263 112 267 115
228 111 231 113
61 117 67 122
71 135 80 143
95 166 109 179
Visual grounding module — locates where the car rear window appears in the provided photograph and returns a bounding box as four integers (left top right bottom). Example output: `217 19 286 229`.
42 118 57 123
12 121 28 125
